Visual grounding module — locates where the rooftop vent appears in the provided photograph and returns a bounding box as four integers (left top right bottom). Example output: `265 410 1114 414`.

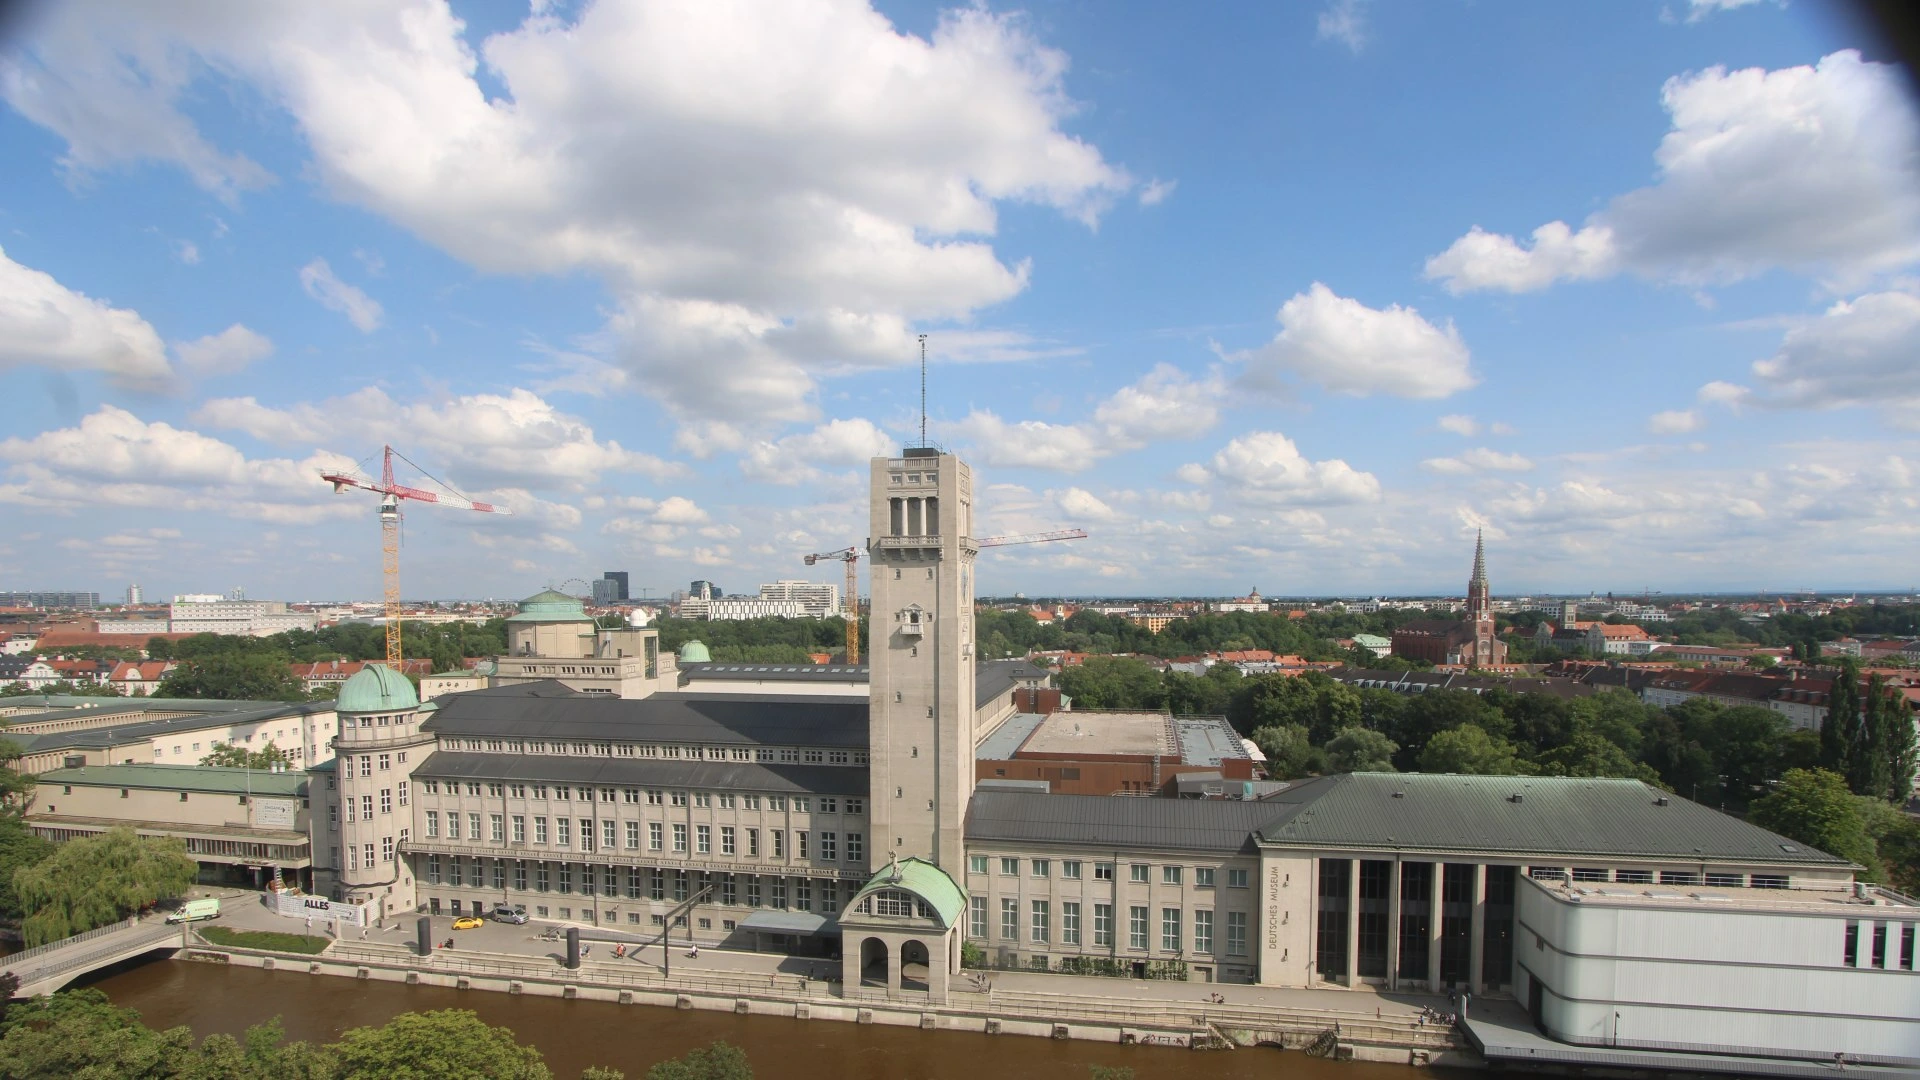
1392 791 1405 799
1653 796 1670 806
1507 793 1524 804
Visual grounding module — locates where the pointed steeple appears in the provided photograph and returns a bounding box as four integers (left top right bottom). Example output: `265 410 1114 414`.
1467 529 1491 623
1470 529 1487 587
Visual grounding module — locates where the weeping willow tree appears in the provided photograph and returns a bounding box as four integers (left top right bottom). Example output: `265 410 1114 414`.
14 828 198 946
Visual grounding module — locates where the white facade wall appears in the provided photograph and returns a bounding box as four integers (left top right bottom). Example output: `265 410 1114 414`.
704 598 811 620
757 580 840 617
1518 879 1920 1064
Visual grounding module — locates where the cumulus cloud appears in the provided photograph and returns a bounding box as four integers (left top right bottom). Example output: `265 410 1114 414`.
1421 447 1535 474
0 406 356 523
1317 0 1368 53
943 364 1225 472
0 245 172 389
193 387 681 489
1741 289 1920 427
1437 414 1479 437
3 2 1133 430
1237 283 1474 399
1648 409 1705 435
1188 431 1381 505
299 258 383 332
741 417 895 485
1427 51 1920 293
173 323 272 376
1050 486 1120 522
1138 179 1177 207
944 411 1105 471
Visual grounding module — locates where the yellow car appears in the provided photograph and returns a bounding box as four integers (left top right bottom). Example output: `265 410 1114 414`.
451 916 485 930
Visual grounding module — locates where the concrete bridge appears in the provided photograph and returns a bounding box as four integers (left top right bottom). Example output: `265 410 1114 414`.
1 917 184 997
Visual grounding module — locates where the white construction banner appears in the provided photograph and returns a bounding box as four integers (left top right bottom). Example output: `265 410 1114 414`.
252 798 297 829
273 891 370 927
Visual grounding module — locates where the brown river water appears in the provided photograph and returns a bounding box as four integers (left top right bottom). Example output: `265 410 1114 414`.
87 959 1457 1079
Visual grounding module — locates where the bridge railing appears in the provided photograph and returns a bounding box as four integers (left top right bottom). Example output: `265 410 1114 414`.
3 916 142 966
2 923 180 990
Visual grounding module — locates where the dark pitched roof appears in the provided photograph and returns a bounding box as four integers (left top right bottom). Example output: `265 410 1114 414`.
423 691 868 747
10 701 333 753
680 663 868 683
965 780 1334 854
1255 772 1852 867
412 752 866 796
976 659 1050 703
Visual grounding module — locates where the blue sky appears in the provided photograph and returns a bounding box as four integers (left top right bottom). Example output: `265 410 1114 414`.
2 0 1917 602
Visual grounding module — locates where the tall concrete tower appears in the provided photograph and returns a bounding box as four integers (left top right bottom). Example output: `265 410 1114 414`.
866 447 977 879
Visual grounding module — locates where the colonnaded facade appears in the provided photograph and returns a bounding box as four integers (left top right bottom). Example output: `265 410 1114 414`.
309 445 1866 1005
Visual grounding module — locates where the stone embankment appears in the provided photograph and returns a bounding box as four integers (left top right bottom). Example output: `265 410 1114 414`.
185 934 1472 1067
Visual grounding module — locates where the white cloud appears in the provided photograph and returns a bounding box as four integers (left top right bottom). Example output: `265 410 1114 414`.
173 239 200 265
1317 0 1368 53
193 386 682 490
1686 0 1771 21
1743 290 1920 426
1192 431 1381 505
1138 179 1177 207
1051 486 1119 522
0 406 356 523
0 244 172 389
1427 52 1920 293
1437 414 1480 437
652 496 709 525
299 257 383 332
5 2 1133 430
1238 283 1474 398
741 417 895 485
1092 364 1227 446
174 323 273 376
1648 409 1705 435
1421 447 1535 474
1698 380 1751 408
945 411 1105 471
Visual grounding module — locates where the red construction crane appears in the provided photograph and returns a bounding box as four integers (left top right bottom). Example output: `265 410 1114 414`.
320 445 510 667
802 529 1087 663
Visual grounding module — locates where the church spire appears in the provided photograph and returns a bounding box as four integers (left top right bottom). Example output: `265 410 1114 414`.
1467 529 1491 623
1470 529 1487 587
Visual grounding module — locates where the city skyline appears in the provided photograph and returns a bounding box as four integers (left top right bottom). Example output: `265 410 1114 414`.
3 1 1918 598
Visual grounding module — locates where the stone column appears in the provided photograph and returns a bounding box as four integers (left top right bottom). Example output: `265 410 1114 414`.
887 934 903 995
1469 862 1487 992
1428 864 1444 989
1386 858 1402 990
1344 858 1360 987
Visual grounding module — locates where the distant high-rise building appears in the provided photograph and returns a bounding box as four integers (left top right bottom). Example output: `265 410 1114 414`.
689 579 721 601
590 571 630 606
0 591 100 610
126 584 144 606
603 571 630 602
757 579 839 617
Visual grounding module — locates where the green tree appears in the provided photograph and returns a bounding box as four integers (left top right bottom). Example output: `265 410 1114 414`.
1054 657 1166 710
328 1010 552 1079
0 816 54 920
1880 683 1919 804
0 988 198 1079
1323 726 1397 773
1747 769 1881 876
1534 730 1662 783
1249 724 1316 779
1858 797 1920 896
1854 673 1896 800
13 828 198 946
1821 660 1860 771
645 1040 752 1080
198 742 294 770
1088 1067 1137 1080
1419 724 1529 775
155 655 307 702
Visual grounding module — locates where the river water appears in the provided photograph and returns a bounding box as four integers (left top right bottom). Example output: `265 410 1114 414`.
90 960 1448 1079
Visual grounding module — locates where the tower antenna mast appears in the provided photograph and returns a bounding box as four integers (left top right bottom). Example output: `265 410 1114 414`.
917 333 928 448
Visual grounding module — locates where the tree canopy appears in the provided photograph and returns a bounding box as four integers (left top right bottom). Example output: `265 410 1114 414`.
645 1041 753 1080
198 742 294 770
13 828 198 946
0 995 636 1080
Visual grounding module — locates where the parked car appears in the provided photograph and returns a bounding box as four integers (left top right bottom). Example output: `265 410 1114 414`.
491 904 529 924
451 916 485 930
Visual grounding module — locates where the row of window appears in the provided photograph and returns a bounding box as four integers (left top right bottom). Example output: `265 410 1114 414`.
1531 866 1790 889
350 751 412 776
415 781 860 816
434 737 867 767
970 855 1249 889
967 897 1249 956
422 858 847 913
1843 920 1917 970
332 783 410 825
337 833 404 871
420 812 865 863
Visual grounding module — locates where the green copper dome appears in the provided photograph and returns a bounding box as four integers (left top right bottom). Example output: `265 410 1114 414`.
336 664 419 713
506 588 591 624
678 640 711 664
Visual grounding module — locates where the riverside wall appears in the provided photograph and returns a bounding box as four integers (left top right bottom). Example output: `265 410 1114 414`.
178 936 1475 1068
